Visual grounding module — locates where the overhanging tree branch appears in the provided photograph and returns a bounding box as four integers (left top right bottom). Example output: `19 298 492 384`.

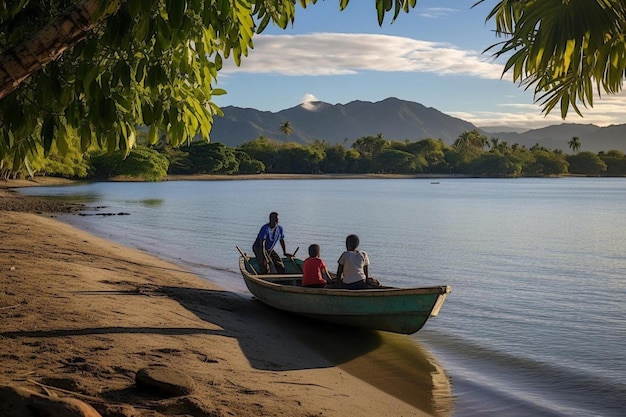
0 0 121 100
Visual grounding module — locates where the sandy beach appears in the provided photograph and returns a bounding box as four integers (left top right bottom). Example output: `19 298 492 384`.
0 178 437 417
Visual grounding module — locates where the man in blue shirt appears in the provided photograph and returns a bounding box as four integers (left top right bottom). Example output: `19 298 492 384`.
252 212 292 274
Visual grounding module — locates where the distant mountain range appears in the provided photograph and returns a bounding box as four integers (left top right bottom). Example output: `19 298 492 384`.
208 97 626 153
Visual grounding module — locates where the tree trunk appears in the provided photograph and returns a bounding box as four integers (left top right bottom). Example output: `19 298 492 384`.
0 0 121 100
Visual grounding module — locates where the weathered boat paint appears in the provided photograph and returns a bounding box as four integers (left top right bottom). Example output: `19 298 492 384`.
239 256 450 335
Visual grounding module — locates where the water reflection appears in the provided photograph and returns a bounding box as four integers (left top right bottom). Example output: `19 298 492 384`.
295 323 455 417
38 192 100 203
134 198 164 207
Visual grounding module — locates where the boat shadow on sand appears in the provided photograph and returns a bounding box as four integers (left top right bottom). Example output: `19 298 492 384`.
161 285 455 416
0 284 454 416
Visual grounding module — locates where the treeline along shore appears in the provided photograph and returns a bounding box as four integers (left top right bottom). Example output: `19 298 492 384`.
4 129 626 183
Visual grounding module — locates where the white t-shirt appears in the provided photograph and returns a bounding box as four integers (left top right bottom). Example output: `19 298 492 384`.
337 250 369 284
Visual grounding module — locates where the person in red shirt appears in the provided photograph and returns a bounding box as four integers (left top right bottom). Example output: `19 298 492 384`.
302 244 332 288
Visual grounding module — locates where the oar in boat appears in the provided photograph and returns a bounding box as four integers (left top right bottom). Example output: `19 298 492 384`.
236 246 258 274
288 246 301 272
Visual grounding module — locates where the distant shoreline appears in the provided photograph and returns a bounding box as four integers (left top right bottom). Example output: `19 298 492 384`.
2 172 579 191
163 173 473 181
1 173 470 189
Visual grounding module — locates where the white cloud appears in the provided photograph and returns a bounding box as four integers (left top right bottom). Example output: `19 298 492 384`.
450 110 570 130
302 93 318 103
450 92 626 130
301 93 321 110
419 7 459 19
223 33 503 79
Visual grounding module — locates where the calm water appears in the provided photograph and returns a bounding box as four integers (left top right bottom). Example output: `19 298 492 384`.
19 178 626 416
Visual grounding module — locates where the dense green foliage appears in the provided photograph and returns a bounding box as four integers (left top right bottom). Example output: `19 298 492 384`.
226 130 622 177
16 129 626 180
566 151 607 176
599 150 626 176
89 146 170 181
482 0 626 118
169 142 238 174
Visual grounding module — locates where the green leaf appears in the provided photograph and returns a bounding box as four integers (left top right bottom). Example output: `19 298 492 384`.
153 100 163 122
106 130 117 154
148 124 158 144
376 1 384 25
80 124 92 152
166 0 186 29
258 15 271 33
114 61 131 89
142 102 154 125
140 0 154 13
41 116 55 155
215 53 223 71
56 122 69 156
127 0 142 16
105 98 117 126
127 124 137 149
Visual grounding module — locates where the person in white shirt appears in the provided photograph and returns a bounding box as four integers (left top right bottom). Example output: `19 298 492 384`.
336 234 370 290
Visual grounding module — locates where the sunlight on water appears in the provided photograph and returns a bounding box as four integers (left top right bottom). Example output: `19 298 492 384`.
19 177 626 417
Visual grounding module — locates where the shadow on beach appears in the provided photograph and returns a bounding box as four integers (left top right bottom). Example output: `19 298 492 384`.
0 283 454 416
161 285 456 416
1 281 454 416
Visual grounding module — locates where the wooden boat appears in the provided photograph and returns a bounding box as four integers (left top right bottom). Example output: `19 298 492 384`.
237 252 451 335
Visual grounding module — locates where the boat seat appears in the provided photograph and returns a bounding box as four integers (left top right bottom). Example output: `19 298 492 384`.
256 274 302 283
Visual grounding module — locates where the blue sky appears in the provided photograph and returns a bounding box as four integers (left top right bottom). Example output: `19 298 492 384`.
213 0 626 131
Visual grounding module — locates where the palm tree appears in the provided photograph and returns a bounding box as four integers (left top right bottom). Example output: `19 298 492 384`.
482 0 626 118
279 121 293 138
453 129 489 150
568 137 581 154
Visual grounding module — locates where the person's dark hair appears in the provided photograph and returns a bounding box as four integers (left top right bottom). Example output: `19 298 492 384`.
308 244 320 257
346 234 359 251
269 211 279 221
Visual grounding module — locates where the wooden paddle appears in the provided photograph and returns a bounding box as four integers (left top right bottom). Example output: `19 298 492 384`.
288 246 301 273
236 245 258 274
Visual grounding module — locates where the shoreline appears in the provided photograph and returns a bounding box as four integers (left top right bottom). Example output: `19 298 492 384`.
1 171 577 193
1 172 470 189
163 173 466 181
0 173 462 213
0 187 442 416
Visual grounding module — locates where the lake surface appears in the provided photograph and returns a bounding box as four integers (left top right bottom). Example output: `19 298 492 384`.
19 177 626 416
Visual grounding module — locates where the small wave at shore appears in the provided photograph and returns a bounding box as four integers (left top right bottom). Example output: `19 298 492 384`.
419 330 626 417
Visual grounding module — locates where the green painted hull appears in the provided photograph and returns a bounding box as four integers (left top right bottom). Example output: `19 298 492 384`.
239 256 451 335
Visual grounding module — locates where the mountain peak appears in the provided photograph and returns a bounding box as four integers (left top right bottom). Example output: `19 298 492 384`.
299 101 328 112
210 98 626 153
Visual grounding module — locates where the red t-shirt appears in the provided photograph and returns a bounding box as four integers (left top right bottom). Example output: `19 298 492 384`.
302 257 327 286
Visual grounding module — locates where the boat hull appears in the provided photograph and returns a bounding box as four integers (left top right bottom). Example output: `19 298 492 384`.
239 256 450 334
